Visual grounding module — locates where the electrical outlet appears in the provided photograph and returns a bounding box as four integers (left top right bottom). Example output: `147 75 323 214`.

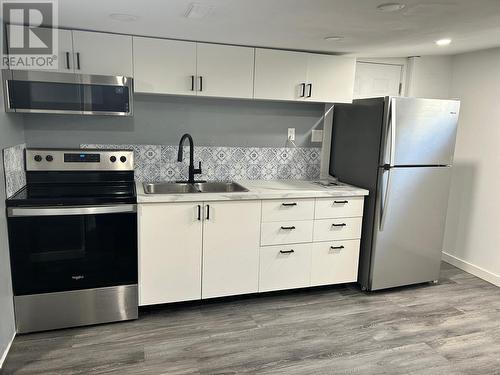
288 128 295 141
311 129 323 143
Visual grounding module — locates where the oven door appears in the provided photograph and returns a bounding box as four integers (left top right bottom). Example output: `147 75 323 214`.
7 205 137 296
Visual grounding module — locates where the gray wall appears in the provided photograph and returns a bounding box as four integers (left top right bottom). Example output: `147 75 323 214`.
23 95 325 148
0 90 24 365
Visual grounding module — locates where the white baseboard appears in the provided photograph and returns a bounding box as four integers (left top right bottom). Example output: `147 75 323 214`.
0 332 15 369
442 252 500 287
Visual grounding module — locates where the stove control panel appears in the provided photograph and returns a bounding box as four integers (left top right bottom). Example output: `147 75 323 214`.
26 149 134 171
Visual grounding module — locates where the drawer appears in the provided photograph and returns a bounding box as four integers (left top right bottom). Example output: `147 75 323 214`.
313 217 362 242
315 197 364 219
261 198 314 222
259 243 311 292
261 220 313 246
310 240 360 286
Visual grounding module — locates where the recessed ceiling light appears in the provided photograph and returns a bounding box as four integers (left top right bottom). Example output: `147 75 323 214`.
184 3 214 19
109 13 139 22
377 3 407 12
324 36 344 42
436 38 452 46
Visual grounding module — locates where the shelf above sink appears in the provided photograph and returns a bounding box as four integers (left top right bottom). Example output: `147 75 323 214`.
143 182 249 194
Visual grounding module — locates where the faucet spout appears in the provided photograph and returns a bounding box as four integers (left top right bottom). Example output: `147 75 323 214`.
177 133 202 183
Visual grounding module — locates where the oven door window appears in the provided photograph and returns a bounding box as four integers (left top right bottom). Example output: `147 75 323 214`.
8 212 137 295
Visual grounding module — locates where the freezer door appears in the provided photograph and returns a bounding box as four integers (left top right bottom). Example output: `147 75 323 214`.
383 97 460 166
370 166 452 290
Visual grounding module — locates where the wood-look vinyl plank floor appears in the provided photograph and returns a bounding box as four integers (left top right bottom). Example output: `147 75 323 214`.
3 262 500 375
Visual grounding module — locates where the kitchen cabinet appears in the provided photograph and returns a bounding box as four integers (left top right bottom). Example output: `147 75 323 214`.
138 202 203 305
202 201 261 298
72 30 133 76
7 27 75 73
305 54 355 103
254 48 355 103
133 37 197 95
196 43 254 98
254 49 309 101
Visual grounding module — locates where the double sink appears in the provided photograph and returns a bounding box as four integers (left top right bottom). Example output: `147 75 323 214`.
143 181 249 194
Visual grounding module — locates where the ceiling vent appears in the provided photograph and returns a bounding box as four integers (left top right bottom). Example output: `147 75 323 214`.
184 3 214 19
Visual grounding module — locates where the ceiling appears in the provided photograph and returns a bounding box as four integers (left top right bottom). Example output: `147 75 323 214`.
56 0 500 57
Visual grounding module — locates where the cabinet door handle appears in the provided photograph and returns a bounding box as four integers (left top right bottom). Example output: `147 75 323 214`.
307 83 312 98
281 202 297 207
76 52 81 70
330 245 345 250
205 204 210 220
331 223 346 227
334 200 348 204
198 76 203 92
299 83 306 97
197 205 201 221
280 226 296 230
280 249 295 254
191 75 195 91
65 52 71 69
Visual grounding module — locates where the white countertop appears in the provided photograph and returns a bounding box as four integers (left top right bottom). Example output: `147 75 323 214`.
136 180 369 203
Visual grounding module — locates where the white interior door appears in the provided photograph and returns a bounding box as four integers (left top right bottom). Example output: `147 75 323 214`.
354 62 402 99
72 30 133 76
202 201 261 298
133 37 197 95
196 43 254 98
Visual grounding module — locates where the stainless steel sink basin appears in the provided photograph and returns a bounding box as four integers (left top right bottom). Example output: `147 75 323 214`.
143 182 198 194
194 182 249 193
143 181 249 194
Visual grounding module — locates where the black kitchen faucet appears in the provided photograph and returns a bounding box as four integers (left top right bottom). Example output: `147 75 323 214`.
177 133 203 183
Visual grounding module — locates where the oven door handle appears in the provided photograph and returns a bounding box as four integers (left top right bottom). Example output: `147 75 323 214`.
7 204 137 217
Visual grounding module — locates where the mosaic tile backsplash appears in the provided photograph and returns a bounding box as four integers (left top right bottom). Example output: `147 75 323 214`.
3 143 26 198
81 144 321 182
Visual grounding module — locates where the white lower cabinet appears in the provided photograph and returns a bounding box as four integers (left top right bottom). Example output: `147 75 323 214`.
261 220 313 246
313 217 363 242
202 201 261 298
259 243 311 292
138 202 203 305
310 240 361 286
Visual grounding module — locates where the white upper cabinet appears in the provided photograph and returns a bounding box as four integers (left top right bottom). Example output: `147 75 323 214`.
7 27 75 73
254 48 308 101
72 30 133 76
196 43 254 99
305 54 355 103
133 37 197 95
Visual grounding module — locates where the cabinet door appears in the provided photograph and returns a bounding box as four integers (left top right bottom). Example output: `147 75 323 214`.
133 37 197 95
202 201 261 298
72 30 133 76
254 48 308 101
138 203 202 305
305 54 355 103
7 27 74 73
196 43 254 99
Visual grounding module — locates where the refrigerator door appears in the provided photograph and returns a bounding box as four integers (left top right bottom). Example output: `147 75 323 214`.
370 166 452 291
382 97 460 167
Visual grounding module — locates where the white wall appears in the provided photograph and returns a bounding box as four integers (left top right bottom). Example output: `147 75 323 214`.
406 56 453 99
442 47 500 286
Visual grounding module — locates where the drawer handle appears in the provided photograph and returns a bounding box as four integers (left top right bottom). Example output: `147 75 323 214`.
334 200 348 204
282 203 297 206
331 245 345 250
331 223 346 227
280 226 296 230
280 249 295 254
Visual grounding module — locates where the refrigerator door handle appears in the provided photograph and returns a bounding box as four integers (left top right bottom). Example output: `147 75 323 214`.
388 98 396 167
379 167 393 231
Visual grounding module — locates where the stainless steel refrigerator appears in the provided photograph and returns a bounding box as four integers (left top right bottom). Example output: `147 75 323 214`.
330 97 460 291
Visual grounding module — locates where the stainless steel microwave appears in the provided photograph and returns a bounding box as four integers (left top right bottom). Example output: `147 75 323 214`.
2 70 133 116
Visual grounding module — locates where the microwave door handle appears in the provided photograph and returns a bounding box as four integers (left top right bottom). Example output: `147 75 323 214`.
7 205 137 217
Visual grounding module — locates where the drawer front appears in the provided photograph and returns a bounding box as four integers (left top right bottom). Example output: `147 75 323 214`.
315 197 364 219
259 243 311 292
261 198 314 222
310 240 360 286
313 217 362 242
261 220 313 246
